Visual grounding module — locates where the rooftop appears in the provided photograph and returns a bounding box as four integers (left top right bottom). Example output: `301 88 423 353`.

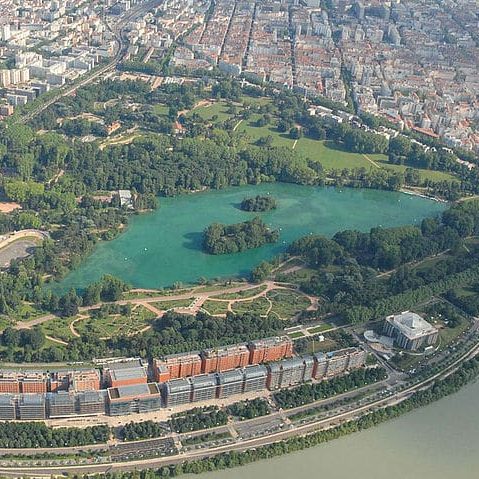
387 311 437 340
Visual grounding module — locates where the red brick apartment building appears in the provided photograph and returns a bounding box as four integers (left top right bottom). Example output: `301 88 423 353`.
248 336 294 364
201 344 250 373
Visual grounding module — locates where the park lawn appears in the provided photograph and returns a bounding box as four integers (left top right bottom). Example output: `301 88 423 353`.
153 104 169 116
211 285 268 300
231 297 271 316
190 101 235 123
276 267 317 284
295 138 374 170
75 305 155 339
437 318 470 347
123 290 163 300
307 338 338 353
153 298 194 311
240 95 272 107
202 300 230 316
267 289 311 319
375 157 457 182
288 331 305 339
41 316 76 343
307 323 333 334
236 115 295 148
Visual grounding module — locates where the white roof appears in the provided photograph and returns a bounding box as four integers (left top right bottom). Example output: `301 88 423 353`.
387 311 436 340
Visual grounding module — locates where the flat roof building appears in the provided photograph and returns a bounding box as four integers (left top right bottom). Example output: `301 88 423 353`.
18 394 46 420
163 378 192 407
248 336 293 365
384 311 438 351
217 369 244 399
71 369 101 391
243 364 268 393
201 344 250 373
47 391 76 418
191 374 217 403
0 395 16 420
76 390 106 416
162 352 202 379
105 364 147 389
107 383 161 416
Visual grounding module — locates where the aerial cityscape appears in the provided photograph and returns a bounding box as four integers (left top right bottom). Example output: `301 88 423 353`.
0 0 477 477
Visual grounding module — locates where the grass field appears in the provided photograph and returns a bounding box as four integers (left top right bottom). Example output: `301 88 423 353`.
288 331 305 339
236 115 295 148
153 298 194 311
267 290 311 319
189 101 235 123
307 323 334 334
202 300 230 316
41 316 76 343
153 104 169 116
231 297 271 316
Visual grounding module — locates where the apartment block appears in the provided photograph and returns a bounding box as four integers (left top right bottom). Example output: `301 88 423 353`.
18 394 46 420
161 352 202 379
201 343 250 373
217 369 244 399
163 378 192 407
190 374 217 403
248 336 294 364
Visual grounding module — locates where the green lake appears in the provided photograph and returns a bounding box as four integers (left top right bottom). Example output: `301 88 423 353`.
58 184 446 290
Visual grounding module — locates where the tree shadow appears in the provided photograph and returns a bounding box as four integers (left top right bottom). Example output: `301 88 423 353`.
182 231 204 252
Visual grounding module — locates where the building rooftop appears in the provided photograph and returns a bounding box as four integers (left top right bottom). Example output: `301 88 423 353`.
109 366 147 382
387 311 437 340
217 369 244 384
243 364 268 378
166 378 192 394
108 382 160 401
190 374 217 388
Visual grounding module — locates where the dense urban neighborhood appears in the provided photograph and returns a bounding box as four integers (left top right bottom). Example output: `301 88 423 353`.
0 0 477 477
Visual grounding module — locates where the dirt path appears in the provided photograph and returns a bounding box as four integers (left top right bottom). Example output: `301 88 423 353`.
233 119 243 131
362 154 381 168
15 280 321 333
45 335 68 346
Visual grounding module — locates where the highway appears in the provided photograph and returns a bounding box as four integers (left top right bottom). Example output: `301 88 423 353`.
1 334 478 477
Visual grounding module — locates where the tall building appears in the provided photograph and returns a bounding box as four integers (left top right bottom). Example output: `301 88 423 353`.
0 395 16 420
383 311 438 351
217 369 244 398
71 370 101 391
243 365 268 393
163 378 192 407
47 391 76 418
190 374 217 403
201 343 250 373
161 352 202 379
248 336 293 364
76 390 106 416
18 394 46 420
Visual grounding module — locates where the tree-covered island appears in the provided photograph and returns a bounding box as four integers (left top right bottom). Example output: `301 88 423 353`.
203 217 279 255
240 195 278 212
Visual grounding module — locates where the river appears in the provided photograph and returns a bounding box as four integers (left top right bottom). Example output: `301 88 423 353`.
199 379 479 479
57 184 445 290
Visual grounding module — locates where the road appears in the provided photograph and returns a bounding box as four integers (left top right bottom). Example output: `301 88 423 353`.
1 334 478 477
